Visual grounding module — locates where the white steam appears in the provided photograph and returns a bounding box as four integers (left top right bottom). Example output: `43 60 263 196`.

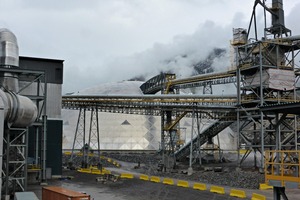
101 20 237 83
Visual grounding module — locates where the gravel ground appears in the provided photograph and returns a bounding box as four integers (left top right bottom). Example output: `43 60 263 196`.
63 152 265 190
30 170 249 200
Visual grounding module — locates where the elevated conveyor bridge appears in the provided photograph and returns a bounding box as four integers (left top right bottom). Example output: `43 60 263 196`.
62 94 237 113
63 68 300 168
62 94 238 165
140 70 236 94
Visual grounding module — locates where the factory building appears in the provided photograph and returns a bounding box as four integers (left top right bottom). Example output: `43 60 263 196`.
19 56 64 176
0 28 64 198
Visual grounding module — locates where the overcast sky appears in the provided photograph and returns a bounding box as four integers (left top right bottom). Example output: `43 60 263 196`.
1 0 299 93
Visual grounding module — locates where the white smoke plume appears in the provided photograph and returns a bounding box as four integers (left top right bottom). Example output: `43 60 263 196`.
101 20 236 83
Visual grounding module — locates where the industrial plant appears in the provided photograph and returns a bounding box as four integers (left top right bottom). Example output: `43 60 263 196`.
1 0 300 199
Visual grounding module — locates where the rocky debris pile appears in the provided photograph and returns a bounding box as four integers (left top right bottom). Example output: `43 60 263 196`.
62 153 265 189
105 153 264 189
153 168 264 189
107 153 161 165
195 169 264 189
62 154 116 169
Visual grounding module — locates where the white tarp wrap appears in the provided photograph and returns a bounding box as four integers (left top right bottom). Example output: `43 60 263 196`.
244 69 295 91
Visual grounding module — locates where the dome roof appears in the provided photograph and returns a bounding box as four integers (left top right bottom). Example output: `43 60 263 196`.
75 80 144 95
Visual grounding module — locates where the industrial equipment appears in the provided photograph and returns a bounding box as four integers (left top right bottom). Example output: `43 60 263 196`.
0 28 39 200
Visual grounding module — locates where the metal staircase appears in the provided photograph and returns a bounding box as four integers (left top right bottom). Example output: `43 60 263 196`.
175 111 236 161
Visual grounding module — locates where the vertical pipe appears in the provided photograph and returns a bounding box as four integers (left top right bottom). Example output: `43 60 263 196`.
292 50 298 150
236 48 241 167
35 79 40 167
254 11 258 40
197 112 202 165
41 76 47 183
42 115 47 183
259 42 265 169
0 106 5 198
161 111 165 169
88 108 93 166
189 109 195 169
263 0 267 39
275 114 280 175
35 127 39 167
96 107 100 165
24 128 28 191
82 109 86 167
5 129 10 197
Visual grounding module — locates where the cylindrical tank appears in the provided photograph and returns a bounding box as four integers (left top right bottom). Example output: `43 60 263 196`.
0 89 37 127
0 28 19 67
0 28 19 92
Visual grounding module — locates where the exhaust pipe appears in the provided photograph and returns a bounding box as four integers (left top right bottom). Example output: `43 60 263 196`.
0 28 19 92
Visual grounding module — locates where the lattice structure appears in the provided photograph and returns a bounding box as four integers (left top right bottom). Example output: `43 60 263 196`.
2 127 28 196
87 107 100 164
70 107 101 167
234 0 300 169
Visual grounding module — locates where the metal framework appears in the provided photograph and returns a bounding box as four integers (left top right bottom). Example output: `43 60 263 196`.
70 107 101 168
63 94 236 169
2 127 28 196
234 0 300 170
61 5 300 193
265 150 300 200
140 71 236 95
0 68 47 196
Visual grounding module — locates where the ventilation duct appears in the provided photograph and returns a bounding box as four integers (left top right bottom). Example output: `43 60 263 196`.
0 28 19 92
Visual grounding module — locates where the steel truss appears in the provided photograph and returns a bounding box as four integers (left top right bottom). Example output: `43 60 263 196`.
236 39 299 168
234 0 300 170
2 127 27 197
70 107 100 168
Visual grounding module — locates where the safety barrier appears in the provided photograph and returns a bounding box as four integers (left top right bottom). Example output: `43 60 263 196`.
162 178 174 185
210 185 225 194
251 193 266 200
77 168 91 173
150 176 160 183
103 157 121 167
230 189 246 198
177 180 189 188
120 173 134 179
259 183 273 190
193 183 207 191
139 174 149 181
75 168 268 199
91 169 101 174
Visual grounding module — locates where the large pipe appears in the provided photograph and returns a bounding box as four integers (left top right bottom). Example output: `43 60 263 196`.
271 0 285 28
0 28 38 198
0 28 19 92
0 89 37 127
0 28 37 127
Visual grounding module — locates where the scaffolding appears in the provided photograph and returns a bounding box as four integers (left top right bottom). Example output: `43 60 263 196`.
234 0 300 170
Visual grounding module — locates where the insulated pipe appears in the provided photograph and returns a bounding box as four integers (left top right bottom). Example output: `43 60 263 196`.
0 28 19 92
0 28 37 127
0 89 37 127
0 28 18 67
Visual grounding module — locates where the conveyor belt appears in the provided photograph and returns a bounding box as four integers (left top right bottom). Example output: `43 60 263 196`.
62 94 237 115
140 70 236 94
